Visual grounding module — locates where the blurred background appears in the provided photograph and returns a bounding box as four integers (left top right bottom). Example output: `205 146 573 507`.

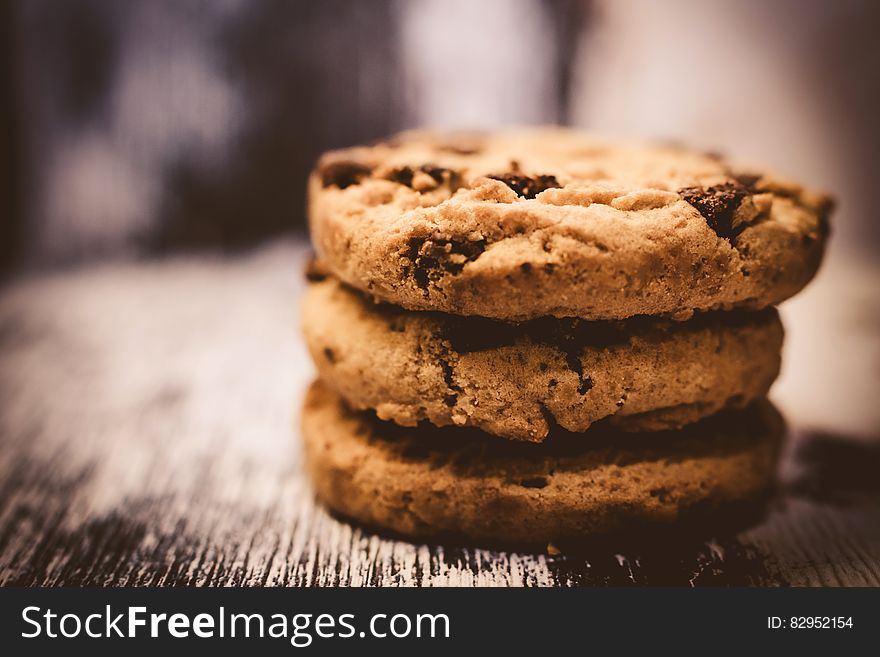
3 0 879 273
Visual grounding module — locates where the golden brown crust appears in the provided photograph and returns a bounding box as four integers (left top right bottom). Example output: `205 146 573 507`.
309 128 831 321
301 381 784 544
302 277 783 441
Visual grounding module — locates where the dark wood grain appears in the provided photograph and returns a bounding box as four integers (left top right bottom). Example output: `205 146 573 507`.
1 241 878 587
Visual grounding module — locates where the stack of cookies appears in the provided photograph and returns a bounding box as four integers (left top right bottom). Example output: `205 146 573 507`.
301 129 831 546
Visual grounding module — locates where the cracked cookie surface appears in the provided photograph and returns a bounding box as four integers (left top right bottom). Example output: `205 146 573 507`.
302 276 783 441
302 380 783 544
308 128 831 321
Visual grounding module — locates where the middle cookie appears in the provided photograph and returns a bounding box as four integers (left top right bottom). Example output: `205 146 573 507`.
303 275 783 442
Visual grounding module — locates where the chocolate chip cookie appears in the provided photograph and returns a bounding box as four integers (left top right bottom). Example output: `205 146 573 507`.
303 275 783 441
309 128 831 321
302 381 783 545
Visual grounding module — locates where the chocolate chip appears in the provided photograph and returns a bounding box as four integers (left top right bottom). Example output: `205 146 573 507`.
319 160 372 189
322 347 336 363
405 237 486 289
488 173 560 199
420 165 447 184
519 476 549 489
388 165 459 189
388 166 414 187
679 181 752 239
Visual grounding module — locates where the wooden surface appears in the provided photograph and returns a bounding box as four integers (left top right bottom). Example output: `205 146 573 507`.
1 240 878 587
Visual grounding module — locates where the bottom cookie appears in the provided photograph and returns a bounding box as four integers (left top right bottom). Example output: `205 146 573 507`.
302 381 783 546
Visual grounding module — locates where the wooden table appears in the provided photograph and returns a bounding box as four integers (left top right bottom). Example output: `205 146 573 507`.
1 240 878 586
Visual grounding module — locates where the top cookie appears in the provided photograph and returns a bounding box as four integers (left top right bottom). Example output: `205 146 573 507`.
309 128 831 321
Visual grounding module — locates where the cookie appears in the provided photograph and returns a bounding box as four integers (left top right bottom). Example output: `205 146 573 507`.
309 128 831 321
302 381 783 545
302 275 783 441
